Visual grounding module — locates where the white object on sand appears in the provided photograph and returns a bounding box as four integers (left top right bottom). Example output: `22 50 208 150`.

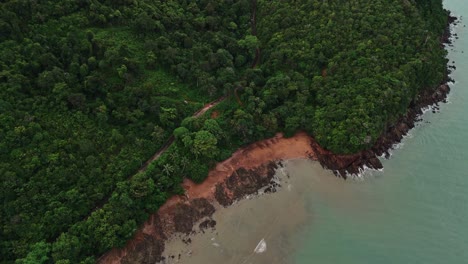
253 238 267 253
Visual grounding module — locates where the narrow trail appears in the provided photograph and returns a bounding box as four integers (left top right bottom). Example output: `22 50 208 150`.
99 1 260 262
139 96 226 173
127 96 226 176
89 1 260 219
138 0 261 208
86 96 225 220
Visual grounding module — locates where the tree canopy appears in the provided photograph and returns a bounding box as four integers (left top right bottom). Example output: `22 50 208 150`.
0 0 448 263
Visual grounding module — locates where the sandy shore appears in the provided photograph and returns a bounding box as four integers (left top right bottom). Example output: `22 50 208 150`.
99 132 317 264
159 159 323 264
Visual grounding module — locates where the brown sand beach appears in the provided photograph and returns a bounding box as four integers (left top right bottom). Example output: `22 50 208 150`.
99 132 317 264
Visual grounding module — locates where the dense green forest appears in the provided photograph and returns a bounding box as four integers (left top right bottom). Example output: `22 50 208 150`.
0 0 448 263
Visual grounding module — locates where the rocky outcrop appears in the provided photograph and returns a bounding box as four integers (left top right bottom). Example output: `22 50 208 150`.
115 198 215 264
172 199 216 235
215 161 279 207
120 234 165 264
110 162 281 263
311 143 383 177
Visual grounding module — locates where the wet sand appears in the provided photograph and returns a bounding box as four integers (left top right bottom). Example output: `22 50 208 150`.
159 159 377 264
160 160 320 264
99 130 389 264
99 132 317 264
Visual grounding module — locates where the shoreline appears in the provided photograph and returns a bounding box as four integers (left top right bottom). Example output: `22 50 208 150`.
98 133 317 263
98 13 458 264
158 159 316 264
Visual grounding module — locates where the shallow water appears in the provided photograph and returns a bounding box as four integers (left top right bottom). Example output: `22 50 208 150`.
160 1 468 263
160 161 320 264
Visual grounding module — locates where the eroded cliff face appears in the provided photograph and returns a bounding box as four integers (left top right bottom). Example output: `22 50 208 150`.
102 162 282 264
117 198 215 264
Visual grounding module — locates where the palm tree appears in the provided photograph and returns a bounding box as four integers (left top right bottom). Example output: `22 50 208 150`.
162 163 174 176
169 151 179 163
180 156 190 172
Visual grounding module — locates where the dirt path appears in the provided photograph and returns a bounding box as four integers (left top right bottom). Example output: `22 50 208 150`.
130 95 226 176
138 96 226 173
193 96 226 117
99 1 263 262
137 136 175 173
143 0 260 177
88 0 257 222
86 96 225 219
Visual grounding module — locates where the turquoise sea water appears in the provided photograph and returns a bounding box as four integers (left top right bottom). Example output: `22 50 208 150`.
294 1 468 263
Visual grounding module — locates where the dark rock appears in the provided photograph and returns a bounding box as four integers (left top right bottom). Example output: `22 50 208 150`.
121 234 165 264
215 162 279 205
172 198 215 234
214 184 231 207
199 219 216 230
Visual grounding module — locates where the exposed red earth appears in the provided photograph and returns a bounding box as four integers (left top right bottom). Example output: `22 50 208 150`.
98 132 317 263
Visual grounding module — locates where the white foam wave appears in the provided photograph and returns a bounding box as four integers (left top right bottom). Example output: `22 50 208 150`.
421 105 434 114
253 238 267 253
346 165 384 180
